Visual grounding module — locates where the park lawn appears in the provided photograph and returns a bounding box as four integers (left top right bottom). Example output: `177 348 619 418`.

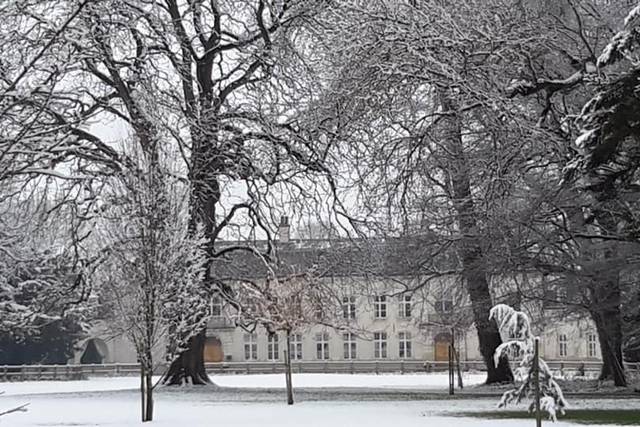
459 409 640 425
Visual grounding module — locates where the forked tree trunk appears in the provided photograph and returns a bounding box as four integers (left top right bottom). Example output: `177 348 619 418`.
162 330 211 385
440 94 513 384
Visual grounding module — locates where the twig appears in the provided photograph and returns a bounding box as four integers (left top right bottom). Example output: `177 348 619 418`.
0 403 29 417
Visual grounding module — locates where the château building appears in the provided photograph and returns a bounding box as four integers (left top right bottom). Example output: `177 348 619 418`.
75 218 602 367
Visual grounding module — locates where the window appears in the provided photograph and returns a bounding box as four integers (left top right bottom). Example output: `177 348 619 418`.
316 332 330 360
211 295 222 317
374 295 387 319
342 296 356 320
343 333 357 359
289 334 303 360
398 332 412 358
587 333 598 358
243 333 257 360
558 333 568 358
267 334 279 361
435 286 454 313
374 332 387 359
398 294 412 318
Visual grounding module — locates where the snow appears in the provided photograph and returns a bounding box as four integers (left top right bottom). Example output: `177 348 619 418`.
0 376 153 396
212 372 488 390
0 373 486 396
1 375 637 426
1 388 635 427
624 4 640 29
575 129 596 150
597 2 640 68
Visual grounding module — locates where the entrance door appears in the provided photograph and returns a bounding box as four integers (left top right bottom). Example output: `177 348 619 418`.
434 333 452 361
204 336 224 362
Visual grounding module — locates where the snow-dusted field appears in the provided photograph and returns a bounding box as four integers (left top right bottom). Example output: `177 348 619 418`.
1 374 637 426
213 372 489 390
0 372 487 396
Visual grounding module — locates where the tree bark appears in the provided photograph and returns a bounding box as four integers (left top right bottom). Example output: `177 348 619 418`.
141 362 154 422
441 93 513 384
140 366 145 422
144 370 154 422
285 330 294 405
467 270 514 384
162 330 211 385
164 127 220 385
588 199 627 387
591 293 627 387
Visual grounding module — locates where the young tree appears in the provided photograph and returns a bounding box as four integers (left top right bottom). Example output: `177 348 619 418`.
216 243 352 404
92 147 210 421
490 304 568 421
229 269 330 405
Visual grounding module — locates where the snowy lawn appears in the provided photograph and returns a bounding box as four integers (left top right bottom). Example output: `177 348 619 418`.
1 375 638 426
2 391 637 427
461 409 640 425
0 373 486 396
211 372 488 390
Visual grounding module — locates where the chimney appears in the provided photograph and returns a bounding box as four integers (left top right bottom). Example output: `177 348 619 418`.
278 216 290 243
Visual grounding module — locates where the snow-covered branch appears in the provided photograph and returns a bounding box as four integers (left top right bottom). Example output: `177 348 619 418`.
490 304 568 421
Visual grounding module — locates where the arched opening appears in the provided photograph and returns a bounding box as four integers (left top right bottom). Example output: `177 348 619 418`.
204 336 223 363
80 338 108 364
433 332 452 362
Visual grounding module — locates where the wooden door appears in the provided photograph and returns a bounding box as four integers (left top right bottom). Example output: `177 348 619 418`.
434 333 452 361
204 336 224 362
434 341 450 361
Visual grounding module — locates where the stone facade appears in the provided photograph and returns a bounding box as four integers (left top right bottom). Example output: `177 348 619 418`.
75 229 602 366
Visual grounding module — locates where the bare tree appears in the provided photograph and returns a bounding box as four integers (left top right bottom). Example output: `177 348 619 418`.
91 144 209 421
228 267 332 405
504 0 640 387
305 0 565 383
305 0 638 386
1 0 336 385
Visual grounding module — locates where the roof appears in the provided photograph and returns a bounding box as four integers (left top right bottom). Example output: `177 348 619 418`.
210 235 458 280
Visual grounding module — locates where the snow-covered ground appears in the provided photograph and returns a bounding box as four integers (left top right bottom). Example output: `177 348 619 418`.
1 374 637 426
0 372 486 396
0 396 626 427
213 372 488 390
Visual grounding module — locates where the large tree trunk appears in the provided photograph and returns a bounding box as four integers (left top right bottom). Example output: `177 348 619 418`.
441 94 513 384
162 330 211 385
588 199 627 387
594 315 626 387
464 261 514 384
164 125 220 385
590 278 626 387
